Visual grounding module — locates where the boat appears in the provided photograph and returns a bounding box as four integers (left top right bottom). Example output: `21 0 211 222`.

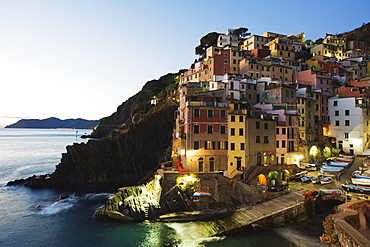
320 177 333 184
327 161 349 167
193 192 212 197
351 178 370 186
301 175 313 182
334 158 352 163
339 154 354 159
320 166 343 172
318 171 337 177
290 171 308 181
342 184 370 194
352 171 370 179
299 162 318 171
312 175 323 184
319 189 342 195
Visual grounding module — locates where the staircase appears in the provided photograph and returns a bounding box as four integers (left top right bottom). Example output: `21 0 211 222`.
229 168 244 179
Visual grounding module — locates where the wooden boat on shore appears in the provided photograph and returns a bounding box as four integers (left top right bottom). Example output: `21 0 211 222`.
339 154 354 159
320 166 343 172
312 175 323 184
301 175 313 182
351 178 370 186
334 158 352 163
320 176 333 184
342 184 370 194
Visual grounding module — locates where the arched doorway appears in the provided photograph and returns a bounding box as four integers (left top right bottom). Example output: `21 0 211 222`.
257 174 267 186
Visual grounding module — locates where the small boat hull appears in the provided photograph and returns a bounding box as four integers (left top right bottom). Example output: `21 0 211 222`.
342 184 370 194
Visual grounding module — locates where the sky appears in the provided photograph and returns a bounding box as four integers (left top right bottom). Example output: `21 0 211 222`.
0 0 369 127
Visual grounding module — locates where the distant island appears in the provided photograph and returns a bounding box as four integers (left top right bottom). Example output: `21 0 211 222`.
5 117 100 129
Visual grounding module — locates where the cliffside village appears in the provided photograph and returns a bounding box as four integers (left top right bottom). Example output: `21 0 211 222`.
166 29 370 180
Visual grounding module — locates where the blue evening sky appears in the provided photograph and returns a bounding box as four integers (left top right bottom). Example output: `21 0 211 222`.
0 0 369 126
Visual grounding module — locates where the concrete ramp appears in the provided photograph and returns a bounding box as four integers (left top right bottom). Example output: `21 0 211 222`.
201 190 306 236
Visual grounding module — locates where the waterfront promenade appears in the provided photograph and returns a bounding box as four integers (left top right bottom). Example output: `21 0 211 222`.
203 189 308 236
204 156 364 237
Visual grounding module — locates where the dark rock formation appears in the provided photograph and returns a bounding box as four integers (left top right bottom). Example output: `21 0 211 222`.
7 104 177 188
91 72 180 139
5 117 99 129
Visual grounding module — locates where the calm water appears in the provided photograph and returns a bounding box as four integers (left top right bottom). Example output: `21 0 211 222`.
0 128 324 246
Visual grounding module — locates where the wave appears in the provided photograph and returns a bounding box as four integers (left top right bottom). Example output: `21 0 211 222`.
165 222 226 247
36 192 110 216
275 227 325 247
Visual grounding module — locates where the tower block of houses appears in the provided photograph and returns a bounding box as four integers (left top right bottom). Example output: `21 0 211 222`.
171 27 370 180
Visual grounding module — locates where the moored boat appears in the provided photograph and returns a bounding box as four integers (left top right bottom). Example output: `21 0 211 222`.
312 175 323 184
339 154 354 159
327 161 349 167
334 158 352 163
320 166 343 172
320 176 333 184
342 184 370 194
301 175 313 182
351 178 370 186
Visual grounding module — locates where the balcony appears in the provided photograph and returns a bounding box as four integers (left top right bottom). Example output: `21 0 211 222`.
186 101 228 108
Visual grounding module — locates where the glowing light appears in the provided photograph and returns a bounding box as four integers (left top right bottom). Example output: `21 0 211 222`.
309 145 318 156
186 150 198 157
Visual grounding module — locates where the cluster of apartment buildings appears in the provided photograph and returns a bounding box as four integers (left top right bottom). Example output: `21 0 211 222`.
171 28 370 180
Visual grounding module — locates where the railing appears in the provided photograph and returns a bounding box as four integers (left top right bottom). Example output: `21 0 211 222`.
186 101 228 107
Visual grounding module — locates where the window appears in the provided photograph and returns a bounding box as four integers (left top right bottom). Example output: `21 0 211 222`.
194 141 199 150
276 141 279 148
282 128 286 134
230 128 235 136
193 109 200 118
345 133 349 139
335 110 339 116
264 123 268 129
209 158 215 172
335 120 340 126
220 126 226 134
263 136 269 143
240 143 245 150
345 120 350 126
220 110 226 118
198 158 203 172
230 143 235 150
256 136 261 143
231 116 235 122
194 125 199 133
239 128 244 136
276 128 279 134
207 125 213 134
239 116 244 122
224 59 228 64
282 140 286 148
256 121 260 129
345 110 350 116
334 101 338 106
208 109 214 118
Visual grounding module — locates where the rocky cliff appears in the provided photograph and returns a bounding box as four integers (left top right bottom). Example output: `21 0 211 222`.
91 72 181 139
8 72 180 188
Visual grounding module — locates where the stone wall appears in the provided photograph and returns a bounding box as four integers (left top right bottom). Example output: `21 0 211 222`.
333 200 370 247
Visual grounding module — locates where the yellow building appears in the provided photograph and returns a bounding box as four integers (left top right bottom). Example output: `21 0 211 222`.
265 37 295 60
227 103 277 180
310 44 343 60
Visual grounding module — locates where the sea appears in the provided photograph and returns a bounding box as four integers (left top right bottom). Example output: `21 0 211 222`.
0 128 325 247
